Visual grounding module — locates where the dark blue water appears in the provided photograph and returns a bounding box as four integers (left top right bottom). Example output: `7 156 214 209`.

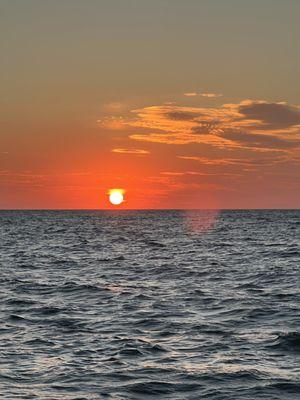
0 210 299 399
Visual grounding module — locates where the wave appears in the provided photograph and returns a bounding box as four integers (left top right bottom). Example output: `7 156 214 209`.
270 332 300 352
1 210 299 398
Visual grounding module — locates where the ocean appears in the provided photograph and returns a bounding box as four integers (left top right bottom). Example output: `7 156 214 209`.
0 210 299 399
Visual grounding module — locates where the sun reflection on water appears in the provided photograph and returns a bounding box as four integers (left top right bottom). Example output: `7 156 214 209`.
184 209 220 235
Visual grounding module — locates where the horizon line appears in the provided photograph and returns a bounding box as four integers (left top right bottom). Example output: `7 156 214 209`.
0 208 299 211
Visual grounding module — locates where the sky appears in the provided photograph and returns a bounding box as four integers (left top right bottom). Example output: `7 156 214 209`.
0 0 300 209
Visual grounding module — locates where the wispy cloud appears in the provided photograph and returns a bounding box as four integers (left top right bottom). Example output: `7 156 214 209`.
178 154 292 167
111 148 150 155
183 92 198 97
97 116 126 130
178 156 243 165
184 92 223 98
161 171 240 177
199 92 223 98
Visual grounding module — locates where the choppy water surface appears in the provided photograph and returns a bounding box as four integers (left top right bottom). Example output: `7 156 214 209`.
0 210 299 399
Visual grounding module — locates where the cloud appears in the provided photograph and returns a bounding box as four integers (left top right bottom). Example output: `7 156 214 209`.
184 92 198 97
184 92 223 98
96 98 300 189
111 148 150 155
123 100 300 152
160 171 186 176
200 92 223 98
178 156 242 165
97 116 126 130
238 100 300 129
219 129 300 149
166 111 200 121
161 170 240 177
178 154 292 167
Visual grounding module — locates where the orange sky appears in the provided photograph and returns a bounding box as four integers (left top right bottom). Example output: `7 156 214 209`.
1 1 299 209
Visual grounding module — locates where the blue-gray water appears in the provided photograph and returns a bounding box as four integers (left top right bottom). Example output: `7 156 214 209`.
0 210 299 399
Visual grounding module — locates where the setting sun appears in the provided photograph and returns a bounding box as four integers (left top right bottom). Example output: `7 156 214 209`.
108 189 125 206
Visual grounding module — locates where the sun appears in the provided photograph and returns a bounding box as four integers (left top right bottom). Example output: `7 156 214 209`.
108 189 125 205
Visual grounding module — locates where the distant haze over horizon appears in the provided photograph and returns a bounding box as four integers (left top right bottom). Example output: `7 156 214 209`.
1 0 299 209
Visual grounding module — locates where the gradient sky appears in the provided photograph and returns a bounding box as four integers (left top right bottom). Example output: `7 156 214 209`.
1 0 300 209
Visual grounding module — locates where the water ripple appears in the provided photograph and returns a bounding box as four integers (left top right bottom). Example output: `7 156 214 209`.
0 210 299 399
